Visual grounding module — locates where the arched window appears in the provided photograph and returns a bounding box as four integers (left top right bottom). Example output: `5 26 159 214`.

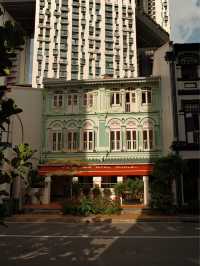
52 93 63 108
126 120 138 151
66 122 78 152
48 122 63 152
81 121 95 152
142 120 154 150
108 119 121 151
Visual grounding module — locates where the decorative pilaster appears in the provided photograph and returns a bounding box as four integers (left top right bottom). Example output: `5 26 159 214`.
117 176 123 183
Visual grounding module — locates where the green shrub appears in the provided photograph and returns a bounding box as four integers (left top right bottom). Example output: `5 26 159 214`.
79 197 95 216
82 184 91 197
62 197 122 216
72 182 81 199
104 199 122 214
114 182 127 196
29 170 45 188
62 201 79 215
103 188 112 198
92 186 102 198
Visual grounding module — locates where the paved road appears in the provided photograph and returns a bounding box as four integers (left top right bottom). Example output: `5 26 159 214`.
0 222 199 266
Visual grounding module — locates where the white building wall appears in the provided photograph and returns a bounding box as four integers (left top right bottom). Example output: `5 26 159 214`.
32 0 138 88
7 86 43 163
152 42 173 155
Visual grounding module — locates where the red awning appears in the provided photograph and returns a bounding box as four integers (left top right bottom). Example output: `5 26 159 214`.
39 164 153 177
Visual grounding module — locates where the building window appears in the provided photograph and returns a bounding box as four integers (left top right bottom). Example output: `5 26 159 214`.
67 131 78 152
143 129 153 150
83 93 93 107
181 65 198 80
53 94 63 108
184 102 200 144
126 130 137 150
83 131 94 151
110 130 121 151
101 176 117 188
52 131 62 152
67 94 78 106
111 92 121 105
141 89 152 104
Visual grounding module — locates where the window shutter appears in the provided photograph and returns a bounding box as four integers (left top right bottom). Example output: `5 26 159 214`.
142 92 146 104
110 93 114 105
93 131 96 150
185 114 194 132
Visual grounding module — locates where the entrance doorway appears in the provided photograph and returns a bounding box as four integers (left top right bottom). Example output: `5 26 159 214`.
51 176 72 202
122 176 144 205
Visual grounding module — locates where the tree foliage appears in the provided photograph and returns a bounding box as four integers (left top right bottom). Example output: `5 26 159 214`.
0 7 25 76
150 154 186 211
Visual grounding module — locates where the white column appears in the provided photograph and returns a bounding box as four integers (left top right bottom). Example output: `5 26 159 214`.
42 176 51 204
93 176 101 188
72 176 78 182
117 176 123 205
117 176 123 183
143 176 150 206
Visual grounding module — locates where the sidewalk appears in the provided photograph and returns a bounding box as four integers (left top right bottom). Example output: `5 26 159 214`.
6 212 200 224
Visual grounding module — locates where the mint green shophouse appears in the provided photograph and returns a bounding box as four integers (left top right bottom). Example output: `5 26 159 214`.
39 77 163 206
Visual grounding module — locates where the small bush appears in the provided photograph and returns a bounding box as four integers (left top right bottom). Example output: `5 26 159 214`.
62 201 79 215
62 197 122 216
114 182 127 196
103 188 112 198
92 186 101 199
79 197 95 216
82 184 91 197
72 182 81 199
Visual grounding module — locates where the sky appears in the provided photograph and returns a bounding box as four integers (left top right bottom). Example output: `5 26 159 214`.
169 0 200 43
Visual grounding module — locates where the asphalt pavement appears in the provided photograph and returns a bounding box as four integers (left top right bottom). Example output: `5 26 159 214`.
0 222 199 266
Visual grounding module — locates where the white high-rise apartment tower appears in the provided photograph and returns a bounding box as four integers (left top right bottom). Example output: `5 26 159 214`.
137 0 170 33
32 0 138 88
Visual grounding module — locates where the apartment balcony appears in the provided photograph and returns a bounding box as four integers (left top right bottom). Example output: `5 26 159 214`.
53 49 58 56
54 11 61 17
96 15 101 21
45 10 51 16
61 19 68 25
38 36 43 42
105 50 113 55
59 59 67 64
44 36 50 43
61 6 69 12
37 55 43 61
53 63 57 70
80 58 86 64
105 68 114 75
45 23 51 29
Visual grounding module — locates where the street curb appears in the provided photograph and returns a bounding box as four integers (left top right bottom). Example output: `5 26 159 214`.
5 216 200 224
